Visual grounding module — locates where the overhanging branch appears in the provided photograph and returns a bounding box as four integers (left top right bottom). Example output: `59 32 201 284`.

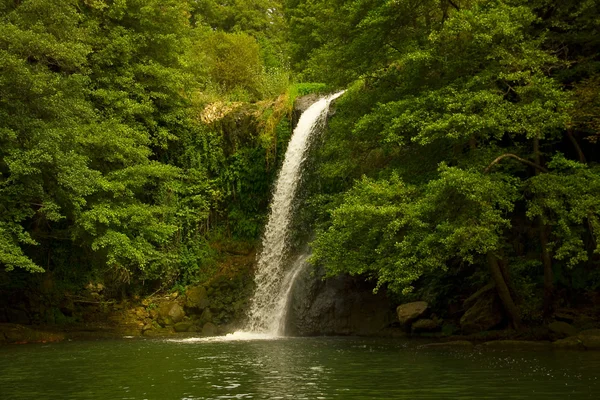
484 153 548 174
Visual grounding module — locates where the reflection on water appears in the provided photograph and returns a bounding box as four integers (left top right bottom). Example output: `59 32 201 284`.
0 337 599 399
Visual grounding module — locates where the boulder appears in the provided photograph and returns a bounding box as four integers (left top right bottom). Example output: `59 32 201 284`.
580 335 600 350
173 322 194 333
553 308 578 323
553 336 585 350
396 301 429 327
579 328 600 337
186 286 209 310
200 308 213 325
158 302 185 326
548 321 578 338
202 322 218 336
460 292 503 334
411 318 441 333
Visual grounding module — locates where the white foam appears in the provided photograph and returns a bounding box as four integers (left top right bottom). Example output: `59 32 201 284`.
168 331 280 343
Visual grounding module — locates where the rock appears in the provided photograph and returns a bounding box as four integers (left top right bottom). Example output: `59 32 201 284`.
396 301 429 327
200 308 213 325
202 322 218 336
142 323 154 332
420 341 474 348
460 291 503 334
554 309 578 323
481 340 551 349
174 322 194 333
553 336 585 349
186 286 210 311
295 94 321 113
548 321 578 338
580 335 600 350
158 302 185 326
134 307 148 319
411 318 441 333
286 267 394 336
553 308 597 329
579 329 600 337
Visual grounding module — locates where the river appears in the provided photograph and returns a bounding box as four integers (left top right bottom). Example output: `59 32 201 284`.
1 336 598 399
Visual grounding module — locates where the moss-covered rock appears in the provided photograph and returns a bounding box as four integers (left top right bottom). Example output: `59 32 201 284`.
186 286 209 311
412 318 441 333
174 321 194 333
396 302 428 327
158 302 185 326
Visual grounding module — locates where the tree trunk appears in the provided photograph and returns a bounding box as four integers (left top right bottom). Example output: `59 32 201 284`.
487 252 521 330
567 129 586 163
498 258 516 298
540 223 554 317
533 136 554 317
469 135 477 150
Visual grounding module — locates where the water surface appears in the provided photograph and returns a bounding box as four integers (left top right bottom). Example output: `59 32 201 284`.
1 336 598 399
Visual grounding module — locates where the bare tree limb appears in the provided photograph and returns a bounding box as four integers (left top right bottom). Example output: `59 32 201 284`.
447 0 461 11
484 153 548 174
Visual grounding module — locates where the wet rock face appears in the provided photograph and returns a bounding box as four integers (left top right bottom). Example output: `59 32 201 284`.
292 94 322 128
285 268 394 336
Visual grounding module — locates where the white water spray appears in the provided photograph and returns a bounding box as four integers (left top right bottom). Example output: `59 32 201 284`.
242 91 345 336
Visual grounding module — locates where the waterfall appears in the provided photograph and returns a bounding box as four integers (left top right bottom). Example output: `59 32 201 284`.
244 91 345 336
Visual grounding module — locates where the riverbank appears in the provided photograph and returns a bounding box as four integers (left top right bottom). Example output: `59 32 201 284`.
3 318 600 351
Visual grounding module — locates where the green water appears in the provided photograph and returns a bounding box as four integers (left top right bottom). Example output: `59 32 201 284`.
1 337 599 399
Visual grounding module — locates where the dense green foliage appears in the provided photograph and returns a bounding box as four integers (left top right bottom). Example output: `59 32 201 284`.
292 0 600 321
0 0 292 292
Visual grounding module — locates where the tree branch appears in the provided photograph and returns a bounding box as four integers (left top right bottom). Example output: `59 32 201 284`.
567 130 586 163
447 0 460 11
484 153 548 174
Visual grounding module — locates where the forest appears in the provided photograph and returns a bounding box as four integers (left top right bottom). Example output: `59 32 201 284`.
1 0 600 333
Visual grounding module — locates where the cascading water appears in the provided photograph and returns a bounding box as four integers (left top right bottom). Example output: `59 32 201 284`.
243 91 345 336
